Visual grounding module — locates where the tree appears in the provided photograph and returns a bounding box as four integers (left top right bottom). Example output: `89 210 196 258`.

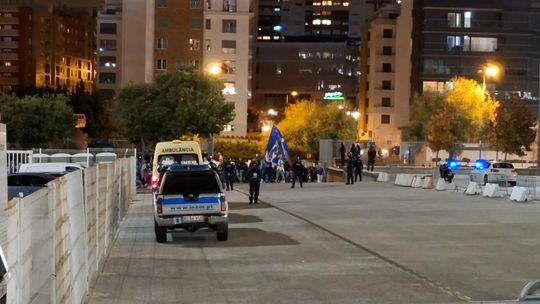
426 103 468 157
444 77 498 142
316 102 356 140
117 67 235 149
408 92 445 141
0 93 75 148
277 100 357 158
488 95 536 158
69 82 117 139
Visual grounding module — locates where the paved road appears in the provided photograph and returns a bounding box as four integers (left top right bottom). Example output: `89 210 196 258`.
89 181 540 303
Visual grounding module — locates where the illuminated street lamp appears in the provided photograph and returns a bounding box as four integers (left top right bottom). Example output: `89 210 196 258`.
267 109 278 117
285 91 298 104
481 65 499 100
208 64 222 75
261 124 271 132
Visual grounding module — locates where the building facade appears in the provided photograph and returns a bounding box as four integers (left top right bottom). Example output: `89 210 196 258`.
0 3 96 93
414 0 540 101
254 0 374 124
203 0 254 136
358 3 400 150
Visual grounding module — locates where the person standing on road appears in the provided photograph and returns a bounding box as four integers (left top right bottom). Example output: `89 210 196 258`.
367 146 376 171
316 164 325 183
222 158 235 191
275 157 285 182
246 161 262 204
291 156 304 188
354 155 363 182
346 153 354 185
340 142 346 167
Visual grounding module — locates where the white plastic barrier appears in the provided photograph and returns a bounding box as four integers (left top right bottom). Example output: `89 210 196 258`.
482 183 500 198
395 174 415 187
435 178 456 191
377 172 389 182
6 157 136 304
422 176 434 189
412 176 423 188
510 186 528 202
465 182 482 195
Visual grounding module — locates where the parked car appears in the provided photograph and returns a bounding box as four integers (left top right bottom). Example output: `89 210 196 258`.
7 173 57 200
17 163 84 175
153 164 228 243
474 160 517 186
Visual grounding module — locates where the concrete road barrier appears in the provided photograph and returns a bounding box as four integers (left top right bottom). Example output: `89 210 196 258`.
422 176 434 189
510 186 528 202
435 178 456 191
412 176 424 188
377 172 389 182
465 182 482 195
482 183 500 198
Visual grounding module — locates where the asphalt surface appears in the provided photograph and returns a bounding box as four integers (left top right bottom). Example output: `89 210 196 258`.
89 180 540 303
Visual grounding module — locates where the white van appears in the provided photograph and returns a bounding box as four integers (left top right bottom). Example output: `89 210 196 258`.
18 163 85 175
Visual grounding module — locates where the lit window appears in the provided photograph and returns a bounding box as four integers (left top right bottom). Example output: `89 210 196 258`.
223 82 236 95
342 1 349 6
222 19 237 33
312 19 321 25
224 60 236 74
189 38 200 51
464 11 471 28
205 39 211 51
322 19 331 25
4 61 11 67
322 0 333 5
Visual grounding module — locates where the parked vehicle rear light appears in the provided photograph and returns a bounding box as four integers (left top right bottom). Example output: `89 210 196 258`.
512 169 517 173
156 196 163 215
491 169 499 172
220 195 228 212
151 175 160 190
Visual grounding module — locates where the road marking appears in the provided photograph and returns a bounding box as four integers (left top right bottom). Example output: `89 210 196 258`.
235 189 473 302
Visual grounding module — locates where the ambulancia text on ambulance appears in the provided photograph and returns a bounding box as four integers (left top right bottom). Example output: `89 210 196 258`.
151 140 203 190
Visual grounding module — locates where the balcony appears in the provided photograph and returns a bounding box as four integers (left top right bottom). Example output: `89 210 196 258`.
0 65 18 73
0 16 18 24
0 53 18 60
0 29 18 36
371 106 394 114
0 76 18 85
0 41 18 48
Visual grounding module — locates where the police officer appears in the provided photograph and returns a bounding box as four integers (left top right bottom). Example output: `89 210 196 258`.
354 154 363 182
346 152 354 185
246 161 262 204
291 156 304 188
223 158 235 191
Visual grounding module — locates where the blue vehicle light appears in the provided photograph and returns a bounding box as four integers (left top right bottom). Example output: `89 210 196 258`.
168 164 210 171
448 159 459 170
475 160 488 170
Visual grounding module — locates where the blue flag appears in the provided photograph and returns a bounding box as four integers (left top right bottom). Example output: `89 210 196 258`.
264 125 289 164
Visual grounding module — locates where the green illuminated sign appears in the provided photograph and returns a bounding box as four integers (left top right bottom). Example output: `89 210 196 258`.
324 91 345 101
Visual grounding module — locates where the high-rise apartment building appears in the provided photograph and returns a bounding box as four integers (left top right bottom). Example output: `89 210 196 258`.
203 0 254 136
154 0 203 77
254 0 375 124
394 0 540 137
358 3 400 149
0 3 96 93
95 0 155 97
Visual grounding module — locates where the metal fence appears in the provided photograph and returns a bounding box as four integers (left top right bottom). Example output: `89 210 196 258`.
6 150 32 174
5 157 135 304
